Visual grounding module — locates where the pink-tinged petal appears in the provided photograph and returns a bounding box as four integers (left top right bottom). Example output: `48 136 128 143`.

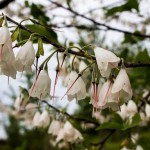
111 69 132 101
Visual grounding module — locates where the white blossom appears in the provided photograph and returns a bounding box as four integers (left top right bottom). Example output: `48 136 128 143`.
15 40 35 73
48 120 63 136
56 121 83 143
136 145 144 150
127 100 137 117
39 110 50 127
98 81 119 110
67 71 86 101
32 111 41 127
0 26 16 78
94 47 120 77
145 104 150 118
30 70 51 99
111 69 132 103
118 104 128 120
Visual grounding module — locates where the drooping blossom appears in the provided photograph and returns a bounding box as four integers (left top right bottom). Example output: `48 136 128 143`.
118 100 137 120
98 80 119 111
32 111 41 127
0 26 16 78
63 71 86 101
15 40 35 74
111 69 132 103
48 120 63 136
127 100 137 117
39 110 50 127
32 110 50 127
56 121 83 143
30 70 51 99
94 47 120 77
145 104 150 118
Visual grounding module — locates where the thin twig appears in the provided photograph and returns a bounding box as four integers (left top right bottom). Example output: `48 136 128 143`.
48 0 150 39
5 15 150 68
42 100 99 125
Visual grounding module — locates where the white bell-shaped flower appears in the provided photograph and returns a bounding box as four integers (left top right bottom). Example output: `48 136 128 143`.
30 70 51 99
66 71 86 101
32 111 41 127
56 121 83 143
56 128 65 143
25 103 37 118
0 26 11 45
63 121 83 142
0 26 16 78
111 69 132 103
0 56 16 79
145 104 150 118
136 145 144 150
39 110 50 127
118 104 128 120
94 47 120 77
14 96 22 111
15 40 35 73
48 120 62 136
126 100 137 117
98 81 119 110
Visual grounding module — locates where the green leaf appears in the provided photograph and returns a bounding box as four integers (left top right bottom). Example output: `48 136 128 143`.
135 49 150 63
97 114 123 130
122 113 141 130
31 3 49 23
25 0 29 7
0 17 4 27
106 0 139 17
38 38 44 56
67 0 72 8
18 24 58 44
123 31 145 44
11 27 20 42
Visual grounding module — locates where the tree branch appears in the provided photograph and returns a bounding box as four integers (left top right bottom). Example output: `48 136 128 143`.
48 0 150 39
0 0 14 9
6 15 150 68
42 100 99 125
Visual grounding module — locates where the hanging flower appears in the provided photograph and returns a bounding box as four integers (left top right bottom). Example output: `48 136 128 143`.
0 26 16 78
111 69 132 103
15 40 35 74
39 110 50 127
32 111 41 127
65 71 86 101
118 104 128 120
0 26 12 46
48 120 63 136
56 121 83 143
30 70 51 99
118 100 137 120
94 47 120 77
145 104 150 118
126 100 137 117
98 80 119 111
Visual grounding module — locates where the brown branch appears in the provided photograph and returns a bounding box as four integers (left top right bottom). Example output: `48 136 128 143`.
48 0 150 39
42 100 99 125
6 15 150 68
0 0 14 9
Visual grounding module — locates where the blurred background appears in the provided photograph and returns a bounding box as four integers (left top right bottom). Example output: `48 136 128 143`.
0 0 150 149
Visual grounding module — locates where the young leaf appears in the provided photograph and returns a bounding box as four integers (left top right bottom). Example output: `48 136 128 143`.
38 38 44 56
0 17 4 27
11 27 20 42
